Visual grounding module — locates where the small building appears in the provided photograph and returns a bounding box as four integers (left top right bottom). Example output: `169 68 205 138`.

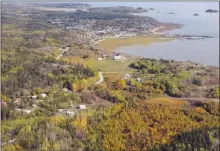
40 93 47 98
22 109 31 114
124 74 130 79
31 96 37 99
32 104 37 107
62 88 68 92
9 138 16 144
136 78 141 82
77 105 86 110
57 109 67 113
102 54 108 58
97 57 103 61
15 98 21 103
114 55 121 60
66 111 75 117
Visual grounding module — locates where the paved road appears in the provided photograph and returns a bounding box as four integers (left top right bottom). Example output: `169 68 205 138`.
95 72 104 85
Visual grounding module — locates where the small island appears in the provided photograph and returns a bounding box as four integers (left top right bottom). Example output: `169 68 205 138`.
205 9 219 13
193 13 199 16
149 8 155 10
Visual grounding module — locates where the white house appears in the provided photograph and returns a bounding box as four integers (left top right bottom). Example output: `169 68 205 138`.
15 98 21 103
32 104 37 107
66 111 75 117
77 105 86 110
22 109 32 114
114 55 121 60
31 96 37 99
102 54 108 58
57 109 67 113
124 74 130 79
97 57 103 61
40 93 47 98
62 88 68 92
136 78 141 82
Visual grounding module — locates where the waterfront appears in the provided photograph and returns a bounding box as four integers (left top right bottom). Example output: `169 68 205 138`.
87 2 219 67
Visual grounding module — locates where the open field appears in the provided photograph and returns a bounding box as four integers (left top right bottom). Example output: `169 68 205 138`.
98 37 172 52
85 59 137 73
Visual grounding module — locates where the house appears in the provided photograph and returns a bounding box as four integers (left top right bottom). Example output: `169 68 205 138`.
97 57 103 61
114 52 120 56
31 96 37 99
15 108 21 111
124 74 130 79
15 98 21 103
102 54 108 58
66 111 75 117
136 78 141 82
40 93 47 98
77 105 86 110
113 55 121 60
9 138 16 144
32 104 37 107
62 88 68 92
22 109 32 114
57 109 67 113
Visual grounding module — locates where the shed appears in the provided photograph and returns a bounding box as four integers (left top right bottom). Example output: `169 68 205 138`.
136 78 141 82
114 55 121 60
77 105 86 110
62 88 68 92
22 110 31 114
66 111 75 116
40 93 47 98
31 96 37 99
97 57 103 61
124 74 130 79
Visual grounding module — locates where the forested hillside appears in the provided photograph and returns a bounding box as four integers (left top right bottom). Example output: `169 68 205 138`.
1 3 219 151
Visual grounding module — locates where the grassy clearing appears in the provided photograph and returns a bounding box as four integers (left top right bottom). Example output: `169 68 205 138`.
61 56 85 65
145 98 189 107
85 59 137 73
98 37 172 52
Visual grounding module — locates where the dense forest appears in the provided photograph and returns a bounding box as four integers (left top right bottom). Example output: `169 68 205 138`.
1 3 220 151
2 101 219 151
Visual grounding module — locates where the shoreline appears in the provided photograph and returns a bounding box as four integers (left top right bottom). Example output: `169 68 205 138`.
96 22 182 52
97 36 173 53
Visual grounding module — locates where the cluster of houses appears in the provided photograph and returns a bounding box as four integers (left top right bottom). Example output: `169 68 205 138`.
97 52 125 61
123 73 141 82
57 104 87 117
31 93 47 99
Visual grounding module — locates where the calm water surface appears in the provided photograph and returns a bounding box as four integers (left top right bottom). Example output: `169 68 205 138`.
85 2 219 67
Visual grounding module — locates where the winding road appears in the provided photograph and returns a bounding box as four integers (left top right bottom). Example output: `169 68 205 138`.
95 72 104 85
57 47 70 60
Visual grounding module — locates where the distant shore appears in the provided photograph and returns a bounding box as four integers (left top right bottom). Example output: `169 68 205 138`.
154 23 183 33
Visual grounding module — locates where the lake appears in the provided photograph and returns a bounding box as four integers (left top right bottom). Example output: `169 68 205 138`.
86 2 219 67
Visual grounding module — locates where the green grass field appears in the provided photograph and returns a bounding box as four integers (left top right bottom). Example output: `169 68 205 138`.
86 59 137 73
